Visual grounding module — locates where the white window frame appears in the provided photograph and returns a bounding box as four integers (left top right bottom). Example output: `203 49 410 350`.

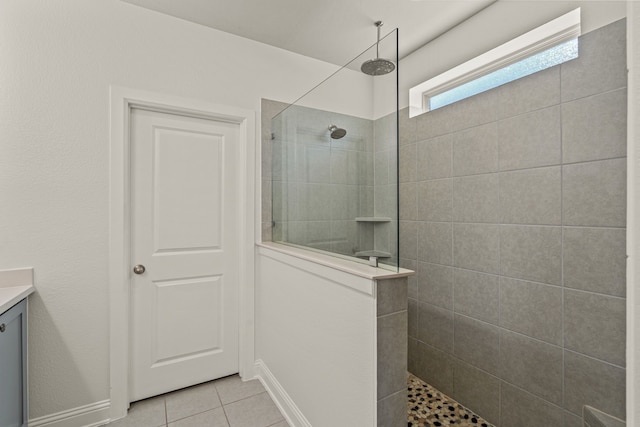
409 8 581 118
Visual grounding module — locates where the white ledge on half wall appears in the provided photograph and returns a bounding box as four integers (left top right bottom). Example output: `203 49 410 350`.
257 242 413 281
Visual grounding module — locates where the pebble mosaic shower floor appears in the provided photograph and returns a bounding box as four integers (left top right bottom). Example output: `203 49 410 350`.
407 374 494 427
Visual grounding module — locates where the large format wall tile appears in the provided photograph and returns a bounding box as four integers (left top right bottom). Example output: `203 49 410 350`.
564 411 584 427
416 89 497 139
500 382 564 427
453 361 500 425
496 66 561 119
399 182 417 221
499 330 563 405
453 223 500 274
330 185 359 220
377 278 408 316
418 262 454 310
563 227 626 297
418 179 453 222
562 88 627 163
563 158 626 227
499 277 562 345
374 150 390 185
418 222 453 265
498 105 562 171
408 337 419 373
416 342 454 396
453 174 500 223
451 123 499 176
399 107 417 146
377 312 408 398
399 143 417 183
499 166 561 225
564 289 626 366
306 147 332 183
401 258 418 299
377 390 407 427
417 302 454 352
453 315 500 375
403 19 627 427
564 350 626 419
408 298 418 338
453 269 499 325
561 18 627 102
417 136 452 180
500 225 562 285
305 183 333 221
399 221 418 260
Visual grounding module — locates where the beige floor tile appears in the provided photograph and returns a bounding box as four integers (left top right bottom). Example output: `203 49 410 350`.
168 407 229 427
214 375 266 405
165 382 222 422
107 396 166 427
223 392 284 427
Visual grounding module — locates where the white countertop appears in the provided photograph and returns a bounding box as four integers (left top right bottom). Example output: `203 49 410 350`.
0 268 35 314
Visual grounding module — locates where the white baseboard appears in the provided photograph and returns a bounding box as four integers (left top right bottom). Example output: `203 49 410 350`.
29 400 111 427
254 359 312 427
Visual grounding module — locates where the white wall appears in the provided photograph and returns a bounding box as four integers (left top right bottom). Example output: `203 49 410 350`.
255 246 376 427
373 0 628 118
0 0 371 419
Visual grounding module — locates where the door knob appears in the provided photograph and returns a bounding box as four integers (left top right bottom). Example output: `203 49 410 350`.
0 323 5 333
133 264 146 275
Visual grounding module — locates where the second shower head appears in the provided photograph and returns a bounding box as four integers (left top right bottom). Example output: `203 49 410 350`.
328 125 347 140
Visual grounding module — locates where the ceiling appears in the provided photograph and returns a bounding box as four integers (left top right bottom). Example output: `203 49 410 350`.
121 0 496 67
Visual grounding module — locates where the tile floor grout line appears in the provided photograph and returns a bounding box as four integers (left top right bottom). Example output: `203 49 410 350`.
164 398 168 427
214 386 233 427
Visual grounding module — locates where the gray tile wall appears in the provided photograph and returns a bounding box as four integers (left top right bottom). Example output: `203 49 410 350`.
377 277 408 427
261 101 376 257
261 101 399 266
404 19 627 426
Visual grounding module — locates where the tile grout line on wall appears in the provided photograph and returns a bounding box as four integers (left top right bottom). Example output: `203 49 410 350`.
495 102 503 426
559 59 567 413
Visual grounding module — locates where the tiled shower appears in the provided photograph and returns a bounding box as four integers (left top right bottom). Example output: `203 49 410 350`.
401 19 627 426
261 17 627 427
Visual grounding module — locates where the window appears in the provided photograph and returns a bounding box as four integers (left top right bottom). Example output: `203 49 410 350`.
409 8 581 117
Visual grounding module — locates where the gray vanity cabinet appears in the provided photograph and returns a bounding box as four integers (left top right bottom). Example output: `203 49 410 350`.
0 299 27 427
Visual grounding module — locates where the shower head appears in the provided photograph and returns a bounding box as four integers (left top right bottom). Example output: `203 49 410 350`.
328 125 347 139
361 21 396 76
361 58 396 76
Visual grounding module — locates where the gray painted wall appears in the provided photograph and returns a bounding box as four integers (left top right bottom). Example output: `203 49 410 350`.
401 19 627 426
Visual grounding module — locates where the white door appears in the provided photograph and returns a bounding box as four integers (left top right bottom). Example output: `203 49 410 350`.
129 107 240 402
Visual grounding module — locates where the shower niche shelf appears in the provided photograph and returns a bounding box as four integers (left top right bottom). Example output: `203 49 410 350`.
355 217 392 223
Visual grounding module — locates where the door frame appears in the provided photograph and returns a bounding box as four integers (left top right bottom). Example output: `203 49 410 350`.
108 86 256 421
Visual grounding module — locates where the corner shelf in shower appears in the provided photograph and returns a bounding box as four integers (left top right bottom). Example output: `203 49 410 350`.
354 250 392 258
355 217 392 223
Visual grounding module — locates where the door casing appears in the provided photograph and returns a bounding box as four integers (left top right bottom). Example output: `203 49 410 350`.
108 86 256 421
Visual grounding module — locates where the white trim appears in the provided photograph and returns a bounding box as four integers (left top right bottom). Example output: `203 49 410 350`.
409 7 581 117
28 400 110 427
627 2 639 425
254 359 312 427
257 242 414 282
108 87 256 420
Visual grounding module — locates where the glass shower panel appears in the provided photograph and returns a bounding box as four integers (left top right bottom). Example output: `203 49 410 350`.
271 28 399 270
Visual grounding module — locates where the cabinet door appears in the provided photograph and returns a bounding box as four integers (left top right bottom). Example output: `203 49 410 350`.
0 299 27 427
